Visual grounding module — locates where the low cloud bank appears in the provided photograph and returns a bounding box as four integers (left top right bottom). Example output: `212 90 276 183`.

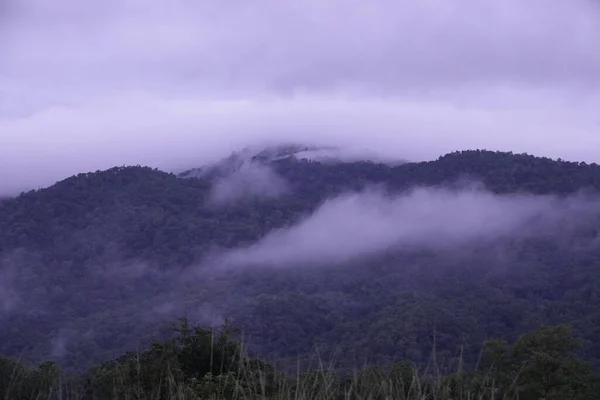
212 186 600 269
2 91 600 197
2 0 600 195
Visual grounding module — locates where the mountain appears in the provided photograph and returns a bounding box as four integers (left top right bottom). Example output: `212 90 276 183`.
178 143 406 180
178 143 330 179
2 149 600 372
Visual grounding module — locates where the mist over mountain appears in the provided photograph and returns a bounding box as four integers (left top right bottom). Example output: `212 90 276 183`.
3 0 600 201
179 143 408 205
4 0 600 396
2 148 600 374
178 143 406 180
179 143 323 179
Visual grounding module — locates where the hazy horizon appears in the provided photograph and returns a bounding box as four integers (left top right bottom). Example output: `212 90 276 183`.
2 0 600 195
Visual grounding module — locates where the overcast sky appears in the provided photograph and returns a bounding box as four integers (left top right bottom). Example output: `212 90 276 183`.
1 0 600 195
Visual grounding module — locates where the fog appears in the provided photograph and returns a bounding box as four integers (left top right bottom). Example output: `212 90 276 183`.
215 186 600 269
210 164 289 204
2 0 600 195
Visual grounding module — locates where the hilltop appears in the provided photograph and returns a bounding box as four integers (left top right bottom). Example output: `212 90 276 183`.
177 143 405 180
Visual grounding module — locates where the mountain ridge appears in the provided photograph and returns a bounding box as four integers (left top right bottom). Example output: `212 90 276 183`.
178 143 332 180
178 142 409 181
6 148 599 200
3 148 600 372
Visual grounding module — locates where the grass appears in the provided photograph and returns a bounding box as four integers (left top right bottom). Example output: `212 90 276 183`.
1 346 515 400
3 322 593 399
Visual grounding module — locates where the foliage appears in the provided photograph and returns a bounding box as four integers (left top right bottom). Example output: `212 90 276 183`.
0 357 59 400
1 321 599 399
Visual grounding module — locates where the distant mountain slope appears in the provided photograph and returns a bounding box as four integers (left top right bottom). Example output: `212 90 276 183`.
3 149 600 371
178 143 328 179
178 143 407 180
3 150 599 264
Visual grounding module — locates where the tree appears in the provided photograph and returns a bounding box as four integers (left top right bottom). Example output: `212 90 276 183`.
480 324 600 400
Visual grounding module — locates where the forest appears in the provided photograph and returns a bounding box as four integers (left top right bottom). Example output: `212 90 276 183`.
3 149 600 397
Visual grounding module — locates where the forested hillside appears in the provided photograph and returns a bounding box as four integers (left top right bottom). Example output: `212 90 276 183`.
2 149 600 374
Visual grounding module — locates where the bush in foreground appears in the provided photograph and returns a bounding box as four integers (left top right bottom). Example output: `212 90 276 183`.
1 320 599 399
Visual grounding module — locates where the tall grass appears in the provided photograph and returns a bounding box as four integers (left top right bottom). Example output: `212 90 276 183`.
7 323 592 399
2 343 514 400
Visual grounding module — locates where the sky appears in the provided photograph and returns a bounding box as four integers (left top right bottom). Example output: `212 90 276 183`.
1 0 600 195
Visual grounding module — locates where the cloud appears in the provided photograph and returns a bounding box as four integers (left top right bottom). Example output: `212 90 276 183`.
212 186 600 269
1 0 600 195
3 0 599 94
209 163 289 205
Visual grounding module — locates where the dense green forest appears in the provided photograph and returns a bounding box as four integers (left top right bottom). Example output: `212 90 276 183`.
3 148 600 377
